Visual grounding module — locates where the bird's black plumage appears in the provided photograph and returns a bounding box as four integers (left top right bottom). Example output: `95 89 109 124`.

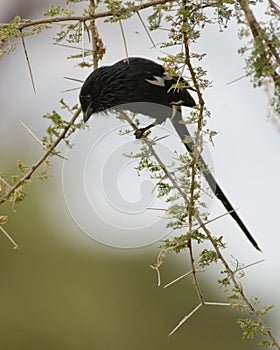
80 57 261 251
80 57 195 121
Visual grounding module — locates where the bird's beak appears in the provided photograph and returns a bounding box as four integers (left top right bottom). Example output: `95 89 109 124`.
83 103 94 122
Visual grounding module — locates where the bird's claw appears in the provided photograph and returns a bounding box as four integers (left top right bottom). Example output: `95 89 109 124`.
134 128 146 139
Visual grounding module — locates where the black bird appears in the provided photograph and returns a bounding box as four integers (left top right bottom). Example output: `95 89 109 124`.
80 57 261 251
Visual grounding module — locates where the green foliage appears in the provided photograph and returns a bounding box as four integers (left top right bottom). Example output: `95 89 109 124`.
238 318 262 339
148 6 163 30
43 3 74 16
236 0 280 118
43 4 62 16
135 157 161 173
59 23 81 42
103 0 137 21
42 100 84 151
199 248 219 267
0 16 21 57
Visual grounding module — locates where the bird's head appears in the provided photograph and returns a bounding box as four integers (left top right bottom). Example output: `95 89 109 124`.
79 93 94 122
80 66 118 122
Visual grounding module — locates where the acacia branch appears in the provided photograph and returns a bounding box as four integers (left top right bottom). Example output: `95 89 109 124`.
181 2 206 305
268 0 280 16
236 0 280 85
133 122 279 346
199 220 280 348
237 0 280 65
125 112 278 344
0 0 174 30
0 107 81 206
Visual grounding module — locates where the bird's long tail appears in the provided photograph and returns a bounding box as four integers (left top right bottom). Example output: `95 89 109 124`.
171 110 261 251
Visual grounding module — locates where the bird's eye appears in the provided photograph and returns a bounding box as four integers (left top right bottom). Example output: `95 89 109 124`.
80 94 91 102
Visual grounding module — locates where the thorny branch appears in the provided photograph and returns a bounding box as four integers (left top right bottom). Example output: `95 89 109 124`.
120 110 279 346
237 0 280 75
0 0 173 30
243 0 280 65
200 222 280 348
181 0 206 306
268 0 280 16
0 107 81 206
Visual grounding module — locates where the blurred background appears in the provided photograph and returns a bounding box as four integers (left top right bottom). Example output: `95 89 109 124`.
0 1 279 349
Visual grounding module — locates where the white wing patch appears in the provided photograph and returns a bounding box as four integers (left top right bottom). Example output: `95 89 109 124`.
145 74 172 87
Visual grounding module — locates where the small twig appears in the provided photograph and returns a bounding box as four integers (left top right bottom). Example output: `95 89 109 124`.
60 100 75 116
268 0 280 15
188 240 205 304
0 176 12 190
150 263 162 287
20 34 36 94
150 247 175 286
0 225 19 250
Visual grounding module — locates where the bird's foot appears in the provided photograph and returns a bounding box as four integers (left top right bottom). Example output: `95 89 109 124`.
134 123 156 139
134 128 147 139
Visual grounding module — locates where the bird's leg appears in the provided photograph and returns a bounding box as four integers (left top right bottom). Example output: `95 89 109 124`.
134 123 156 139
134 104 179 139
